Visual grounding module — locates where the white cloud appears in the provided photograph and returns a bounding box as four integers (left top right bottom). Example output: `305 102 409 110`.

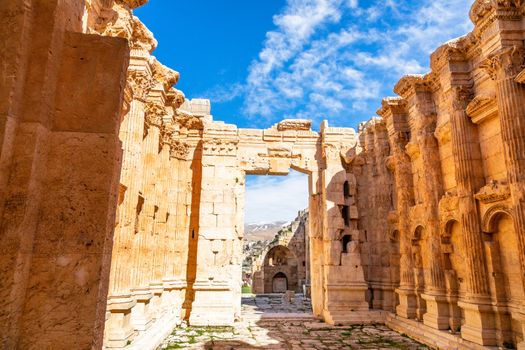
244 171 309 223
205 0 473 129
207 0 475 224
346 0 359 9
243 0 345 120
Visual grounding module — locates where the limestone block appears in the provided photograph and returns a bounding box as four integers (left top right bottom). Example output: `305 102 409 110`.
268 158 291 175
349 206 359 219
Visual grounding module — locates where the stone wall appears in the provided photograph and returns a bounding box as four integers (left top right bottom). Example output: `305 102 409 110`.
0 1 130 349
1 1 525 350
351 1 525 347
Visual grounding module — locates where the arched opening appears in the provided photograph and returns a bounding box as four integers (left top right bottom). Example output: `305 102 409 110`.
412 226 427 320
261 245 299 294
390 230 401 311
272 272 289 293
484 211 523 347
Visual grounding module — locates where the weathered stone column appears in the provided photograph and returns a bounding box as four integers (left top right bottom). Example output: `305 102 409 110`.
129 101 164 332
379 98 417 319
105 71 151 347
448 84 494 343
395 76 446 327
148 121 171 321
417 101 448 329
371 120 396 311
162 137 191 323
484 46 525 348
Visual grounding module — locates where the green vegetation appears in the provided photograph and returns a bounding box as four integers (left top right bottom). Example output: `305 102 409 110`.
241 285 252 294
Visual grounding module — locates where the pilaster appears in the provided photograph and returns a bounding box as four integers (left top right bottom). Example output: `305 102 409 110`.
395 76 447 327
378 98 418 320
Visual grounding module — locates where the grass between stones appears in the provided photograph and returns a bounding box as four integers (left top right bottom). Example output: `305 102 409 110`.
161 326 235 349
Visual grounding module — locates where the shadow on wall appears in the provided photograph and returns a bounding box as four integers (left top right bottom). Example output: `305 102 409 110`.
183 141 203 319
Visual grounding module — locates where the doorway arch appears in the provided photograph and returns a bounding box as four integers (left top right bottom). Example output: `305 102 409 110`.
262 245 298 293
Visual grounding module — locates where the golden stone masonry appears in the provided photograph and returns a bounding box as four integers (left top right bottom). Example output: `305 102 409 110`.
1 0 525 349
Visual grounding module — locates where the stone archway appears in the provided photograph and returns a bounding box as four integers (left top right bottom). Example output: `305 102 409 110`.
261 245 298 294
483 209 523 347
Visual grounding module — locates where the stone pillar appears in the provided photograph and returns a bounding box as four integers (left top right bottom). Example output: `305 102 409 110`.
379 98 418 319
0 11 130 348
161 140 188 324
149 123 172 321
308 178 326 317
129 101 164 332
320 123 369 325
370 121 396 311
484 45 525 348
416 98 448 329
105 73 150 347
169 139 193 321
395 76 446 327
188 133 242 326
447 84 495 344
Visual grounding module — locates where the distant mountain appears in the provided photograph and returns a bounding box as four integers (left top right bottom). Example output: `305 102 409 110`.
244 221 288 242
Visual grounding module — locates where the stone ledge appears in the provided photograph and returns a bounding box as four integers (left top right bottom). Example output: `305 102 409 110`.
124 312 181 350
385 313 498 350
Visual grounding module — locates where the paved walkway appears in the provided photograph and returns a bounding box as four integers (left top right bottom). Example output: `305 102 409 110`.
158 295 429 350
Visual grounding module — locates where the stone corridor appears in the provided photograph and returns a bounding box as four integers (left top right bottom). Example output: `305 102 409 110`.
158 295 429 350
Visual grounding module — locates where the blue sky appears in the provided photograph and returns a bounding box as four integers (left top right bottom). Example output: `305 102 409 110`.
135 0 474 223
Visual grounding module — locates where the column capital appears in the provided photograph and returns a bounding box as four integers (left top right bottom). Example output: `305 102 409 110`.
127 70 154 102
144 102 166 128
451 84 474 110
481 45 525 80
160 123 174 146
169 140 190 160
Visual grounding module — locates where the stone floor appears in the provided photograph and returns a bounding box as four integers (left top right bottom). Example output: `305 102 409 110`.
242 293 313 314
158 295 430 350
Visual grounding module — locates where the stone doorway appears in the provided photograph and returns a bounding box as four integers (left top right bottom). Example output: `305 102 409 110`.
242 170 312 316
272 272 288 293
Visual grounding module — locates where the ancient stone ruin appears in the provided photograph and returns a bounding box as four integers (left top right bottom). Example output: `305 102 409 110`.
249 209 310 295
1 0 525 349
